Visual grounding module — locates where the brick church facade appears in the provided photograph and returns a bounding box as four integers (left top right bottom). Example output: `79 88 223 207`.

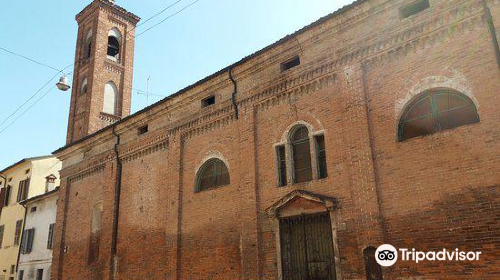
50 0 500 279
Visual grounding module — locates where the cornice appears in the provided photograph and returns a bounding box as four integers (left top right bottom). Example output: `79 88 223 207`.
76 0 140 25
58 0 494 165
62 151 113 182
68 164 106 183
120 132 169 163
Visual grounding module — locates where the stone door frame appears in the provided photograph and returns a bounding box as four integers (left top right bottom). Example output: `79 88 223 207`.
266 190 342 280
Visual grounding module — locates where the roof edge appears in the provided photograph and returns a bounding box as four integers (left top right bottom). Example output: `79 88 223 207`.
0 155 55 175
54 0 368 155
20 187 60 206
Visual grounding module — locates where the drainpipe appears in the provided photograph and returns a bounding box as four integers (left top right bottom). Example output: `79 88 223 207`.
16 203 28 272
360 62 388 243
482 0 500 69
229 68 239 120
110 125 123 280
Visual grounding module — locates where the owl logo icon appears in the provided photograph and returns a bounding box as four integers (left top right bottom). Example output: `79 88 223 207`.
375 244 398 266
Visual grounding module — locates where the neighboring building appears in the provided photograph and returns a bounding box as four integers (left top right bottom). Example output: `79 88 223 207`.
51 1 500 280
0 157 61 280
18 176 59 280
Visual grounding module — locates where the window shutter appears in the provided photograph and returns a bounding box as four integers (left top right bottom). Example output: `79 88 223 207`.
47 223 55 249
276 145 287 186
20 230 27 254
0 188 5 213
4 186 11 206
315 135 328 179
14 220 23 245
23 179 30 200
17 181 24 202
0 225 5 248
26 228 35 253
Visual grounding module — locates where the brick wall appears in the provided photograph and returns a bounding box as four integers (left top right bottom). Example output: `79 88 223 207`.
51 0 500 280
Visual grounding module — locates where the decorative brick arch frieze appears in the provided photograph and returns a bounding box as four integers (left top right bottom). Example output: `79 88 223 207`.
266 190 342 280
120 132 169 163
394 68 478 120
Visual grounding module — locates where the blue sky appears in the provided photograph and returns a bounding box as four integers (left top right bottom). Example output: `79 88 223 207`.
0 0 355 170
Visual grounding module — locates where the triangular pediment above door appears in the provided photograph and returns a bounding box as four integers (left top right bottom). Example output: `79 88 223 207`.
266 189 337 218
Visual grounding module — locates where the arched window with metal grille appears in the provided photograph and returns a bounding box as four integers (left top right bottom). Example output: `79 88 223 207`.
195 158 230 192
290 125 312 183
398 89 479 141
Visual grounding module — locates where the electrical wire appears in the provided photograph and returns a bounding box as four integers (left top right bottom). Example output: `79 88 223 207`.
0 46 62 73
136 0 204 37
0 61 75 130
133 88 165 98
0 85 57 134
0 72 61 129
135 0 184 28
0 0 205 134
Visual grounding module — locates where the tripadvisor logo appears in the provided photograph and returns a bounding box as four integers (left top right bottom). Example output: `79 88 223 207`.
375 244 482 267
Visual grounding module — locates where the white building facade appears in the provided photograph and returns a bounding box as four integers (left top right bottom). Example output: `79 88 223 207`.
17 177 58 280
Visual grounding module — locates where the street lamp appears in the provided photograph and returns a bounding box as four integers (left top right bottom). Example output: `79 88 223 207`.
56 76 71 91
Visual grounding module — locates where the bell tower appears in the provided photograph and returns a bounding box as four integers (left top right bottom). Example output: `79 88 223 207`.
66 0 140 144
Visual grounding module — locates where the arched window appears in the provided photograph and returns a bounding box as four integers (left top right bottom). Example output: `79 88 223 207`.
398 89 479 141
107 28 121 61
91 202 103 233
290 125 312 183
89 202 102 264
80 78 88 95
195 158 230 192
103 82 118 115
84 30 93 60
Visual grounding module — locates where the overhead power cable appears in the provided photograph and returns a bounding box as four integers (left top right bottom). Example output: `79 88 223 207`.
0 72 61 129
0 0 205 134
133 88 166 98
0 46 62 73
135 0 184 28
136 0 204 37
0 84 57 134
0 62 74 133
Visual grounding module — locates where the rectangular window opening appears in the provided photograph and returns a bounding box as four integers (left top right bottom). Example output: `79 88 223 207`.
30 207 37 213
138 125 149 135
36 269 43 280
17 270 23 280
400 0 430 19
201 95 216 108
276 145 287 187
281 56 301 72
315 135 328 179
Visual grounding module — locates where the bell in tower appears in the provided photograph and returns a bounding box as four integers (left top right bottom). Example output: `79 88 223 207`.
66 0 140 144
